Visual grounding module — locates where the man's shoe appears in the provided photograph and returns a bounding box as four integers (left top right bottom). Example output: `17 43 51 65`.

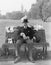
29 57 35 63
14 56 18 59
30 59 35 63
14 57 20 63
31 60 35 63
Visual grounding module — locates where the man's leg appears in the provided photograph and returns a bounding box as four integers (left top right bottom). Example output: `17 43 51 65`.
14 39 23 63
26 39 34 62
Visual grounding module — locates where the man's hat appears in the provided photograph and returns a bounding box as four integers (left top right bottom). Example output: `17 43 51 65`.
21 15 28 23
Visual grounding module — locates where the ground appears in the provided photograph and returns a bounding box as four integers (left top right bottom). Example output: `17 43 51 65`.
0 19 51 65
0 59 51 65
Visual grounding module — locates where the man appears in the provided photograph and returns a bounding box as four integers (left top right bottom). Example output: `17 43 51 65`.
14 16 35 63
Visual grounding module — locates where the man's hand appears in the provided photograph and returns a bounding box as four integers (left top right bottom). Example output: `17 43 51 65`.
20 33 29 39
26 36 29 39
23 36 30 40
20 32 25 36
20 32 26 39
33 36 36 40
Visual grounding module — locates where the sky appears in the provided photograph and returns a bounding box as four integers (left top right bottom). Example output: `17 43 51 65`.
0 0 37 15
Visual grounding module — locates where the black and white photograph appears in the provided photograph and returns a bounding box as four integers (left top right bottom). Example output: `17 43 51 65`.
0 0 51 65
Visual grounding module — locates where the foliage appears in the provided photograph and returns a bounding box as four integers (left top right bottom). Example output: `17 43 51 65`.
28 0 51 22
0 0 51 21
6 11 25 20
0 11 25 20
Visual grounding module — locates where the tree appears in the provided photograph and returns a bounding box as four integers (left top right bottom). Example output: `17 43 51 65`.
38 0 50 22
27 11 31 19
28 4 40 19
28 0 51 22
6 11 25 20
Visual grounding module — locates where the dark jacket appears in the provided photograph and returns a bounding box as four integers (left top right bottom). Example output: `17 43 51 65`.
17 26 34 39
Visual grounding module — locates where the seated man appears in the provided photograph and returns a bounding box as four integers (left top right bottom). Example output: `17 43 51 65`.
14 16 35 63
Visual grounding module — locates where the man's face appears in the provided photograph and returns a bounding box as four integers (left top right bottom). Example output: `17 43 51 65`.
23 23 28 28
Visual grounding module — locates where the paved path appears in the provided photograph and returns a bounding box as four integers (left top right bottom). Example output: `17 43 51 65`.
0 51 51 65
0 60 51 65
0 51 50 65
